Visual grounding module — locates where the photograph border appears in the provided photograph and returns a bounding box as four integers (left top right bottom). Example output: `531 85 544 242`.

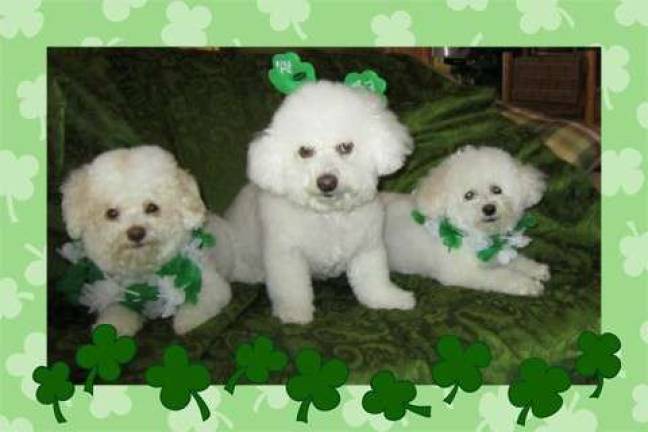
1 1 646 430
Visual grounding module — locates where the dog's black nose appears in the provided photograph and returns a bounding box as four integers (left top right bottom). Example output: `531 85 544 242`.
126 226 146 243
316 174 338 193
482 204 497 216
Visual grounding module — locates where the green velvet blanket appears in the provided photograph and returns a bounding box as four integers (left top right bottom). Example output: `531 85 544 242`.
47 49 599 384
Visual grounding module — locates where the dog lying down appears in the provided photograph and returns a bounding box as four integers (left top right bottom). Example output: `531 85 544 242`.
382 146 550 296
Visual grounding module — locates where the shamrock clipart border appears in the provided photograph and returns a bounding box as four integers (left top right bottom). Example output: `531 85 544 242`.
32 328 622 427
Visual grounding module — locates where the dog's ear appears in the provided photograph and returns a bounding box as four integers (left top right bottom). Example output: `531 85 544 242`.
61 166 90 239
517 162 546 208
247 130 286 194
414 163 449 218
366 97 414 176
176 169 206 230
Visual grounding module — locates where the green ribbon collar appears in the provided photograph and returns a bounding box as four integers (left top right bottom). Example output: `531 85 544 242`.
57 228 216 314
411 209 536 262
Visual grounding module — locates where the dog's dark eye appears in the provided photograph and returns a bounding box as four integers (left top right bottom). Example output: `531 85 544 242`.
105 208 119 220
464 190 476 201
298 146 315 159
491 185 502 195
145 202 159 214
336 141 354 155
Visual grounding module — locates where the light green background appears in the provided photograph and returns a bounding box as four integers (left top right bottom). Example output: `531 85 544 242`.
1 0 647 430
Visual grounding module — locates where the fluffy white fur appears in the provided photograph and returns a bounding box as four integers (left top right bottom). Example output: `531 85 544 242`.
382 146 550 296
61 145 231 335
214 81 416 324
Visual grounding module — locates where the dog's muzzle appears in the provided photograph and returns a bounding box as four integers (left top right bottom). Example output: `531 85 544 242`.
316 173 338 195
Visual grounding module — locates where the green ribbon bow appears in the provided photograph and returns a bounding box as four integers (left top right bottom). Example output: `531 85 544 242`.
411 210 537 262
476 214 536 262
411 210 464 251
57 228 216 313
476 235 507 262
268 52 317 95
344 70 387 96
267 52 389 99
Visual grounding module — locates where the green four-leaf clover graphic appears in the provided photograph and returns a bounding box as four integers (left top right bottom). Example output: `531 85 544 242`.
432 335 492 405
268 52 316 95
362 370 431 420
33 362 75 424
286 348 349 423
76 324 137 394
146 345 212 421
508 357 571 426
225 335 288 394
575 331 622 398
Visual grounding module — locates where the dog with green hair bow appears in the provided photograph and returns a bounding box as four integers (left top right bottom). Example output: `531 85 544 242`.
59 146 232 336
381 146 550 296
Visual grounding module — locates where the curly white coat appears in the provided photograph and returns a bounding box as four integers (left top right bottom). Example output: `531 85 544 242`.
382 146 551 296
61 145 231 335
209 81 416 323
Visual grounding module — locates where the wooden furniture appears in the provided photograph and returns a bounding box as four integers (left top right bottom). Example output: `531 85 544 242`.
501 49 599 127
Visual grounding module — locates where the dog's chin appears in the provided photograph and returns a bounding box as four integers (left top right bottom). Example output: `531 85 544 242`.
298 189 373 213
473 215 516 236
106 241 167 276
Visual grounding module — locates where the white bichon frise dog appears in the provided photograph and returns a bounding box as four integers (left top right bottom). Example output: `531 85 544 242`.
60 145 231 336
216 81 415 324
382 146 550 296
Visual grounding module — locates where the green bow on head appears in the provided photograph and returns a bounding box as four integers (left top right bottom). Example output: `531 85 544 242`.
268 51 388 98
344 70 387 96
268 52 317 95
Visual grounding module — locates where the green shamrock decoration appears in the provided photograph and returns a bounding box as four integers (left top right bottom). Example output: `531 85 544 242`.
411 209 426 225
268 51 316 95
439 218 465 250
344 70 387 96
286 348 349 423
76 324 137 394
575 331 622 398
33 362 75 424
146 345 212 421
508 358 571 426
432 335 492 405
362 370 431 421
225 335 288 395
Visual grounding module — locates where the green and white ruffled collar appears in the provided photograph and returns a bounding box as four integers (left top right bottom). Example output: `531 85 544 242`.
57 228 215 320
411 209 537 265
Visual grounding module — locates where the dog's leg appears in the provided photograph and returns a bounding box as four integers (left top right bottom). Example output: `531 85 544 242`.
173 268 232 335
95 304 143 336
265 249 315 324
440 265 545 296
507 256 551 281
347 246 415 310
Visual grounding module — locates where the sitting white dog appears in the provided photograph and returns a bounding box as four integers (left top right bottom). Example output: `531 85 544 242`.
382 146 550 296
216 81 416 324
60 145 231 335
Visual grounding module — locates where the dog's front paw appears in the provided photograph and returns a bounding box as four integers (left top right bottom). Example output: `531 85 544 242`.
173 304 210 335
273 302 314 325
509 277 545 297
530 263 551 282
95 305 142 336
361 286 416 310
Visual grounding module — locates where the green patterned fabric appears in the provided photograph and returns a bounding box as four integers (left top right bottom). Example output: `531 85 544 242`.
47 49 599 385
